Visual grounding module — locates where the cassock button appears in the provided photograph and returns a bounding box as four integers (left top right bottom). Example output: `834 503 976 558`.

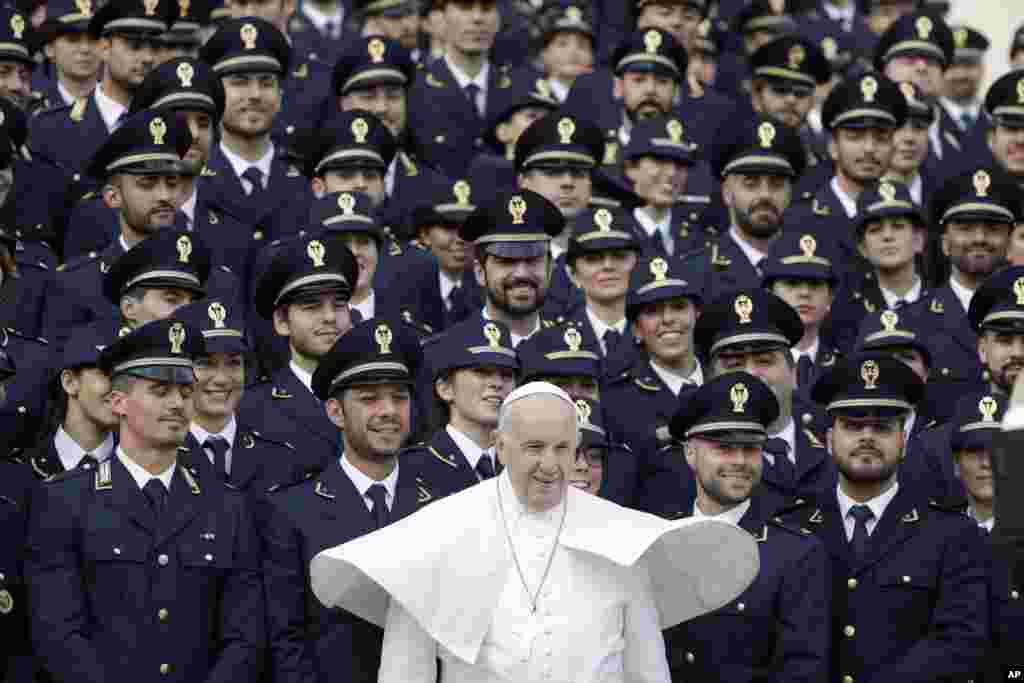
847 578 857 590
844 625 855 637
685 652 695 664
157 554 169 566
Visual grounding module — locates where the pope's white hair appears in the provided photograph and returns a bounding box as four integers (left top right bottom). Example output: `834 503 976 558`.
497 381 579 434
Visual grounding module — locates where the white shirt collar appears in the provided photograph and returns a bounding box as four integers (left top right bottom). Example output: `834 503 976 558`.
649 358 702 396
634 206 672 245
180 186 198 228
352 289 376 322
940 97 981 128
949 276 975 313
57 80 81 106
444 55 489 98
190 414 238 452
547 77 569 103
340 452 399 510
385 156 397 197
928 115 943 160
967 507 994 531
618 113 633 146
54 427 114 472
837 480 899 535
880 276 922 308
830 176 858 218
585 307 626 356
791 338 820 365
482 307 540 347
301 0 343 34
773 417 796 465
822 0 855 23
549 241 565 261
290 361 315 394
905 172 923 205
439 269 461 309
692 497 751 527
94 84 127 133
728 226 768 268
446 425 491 470
219 140 274 192
116 446 175 490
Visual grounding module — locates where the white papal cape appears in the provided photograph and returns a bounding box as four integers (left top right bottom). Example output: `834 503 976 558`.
310 477 759 681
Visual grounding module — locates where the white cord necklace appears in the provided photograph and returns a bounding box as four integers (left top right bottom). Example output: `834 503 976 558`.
495 478 567 615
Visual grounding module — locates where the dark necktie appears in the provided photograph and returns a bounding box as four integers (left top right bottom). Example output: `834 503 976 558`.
143 479 168 517
797 355 814 391
764 438 795 491
367 484 389 530
78 454 98 471
204 436 230 481
603 329 621 357
892 299 907 309
475 453 495 480
960 111 975 131
242 167 264 197
848 504 874 562
464 83 482 118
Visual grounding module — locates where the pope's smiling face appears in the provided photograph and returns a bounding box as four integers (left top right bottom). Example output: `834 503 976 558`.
495 394 579 512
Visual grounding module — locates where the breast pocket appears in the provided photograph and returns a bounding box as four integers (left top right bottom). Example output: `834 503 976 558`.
82 531 151 604
875 564 938 633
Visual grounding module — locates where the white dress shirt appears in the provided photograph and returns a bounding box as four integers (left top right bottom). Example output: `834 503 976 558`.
791 338 820 366
728 226 768 269
302 0 343 39
586 307 626 356
191 415 238 475
692 498 751 527
440 270 461 311
906 172 923 206
928 117 944 160
880 276 922 308
837 481 899 540
117 446 175 490
220 140 274 194
822 0 855 29
547 78 569 103
93 85 127 133
57 80 80 106
830 176 858 218
290 361 315 395
340 453 399 512
446 425 493 476
634 207 673 256
54 428 114 472
180 186 198 231
940 98 981 130
967 508 994 532
649 358 702 396
445 55 489 117
949 276 975 313
352 289 376 321
772 417 797 466
385 157 398 197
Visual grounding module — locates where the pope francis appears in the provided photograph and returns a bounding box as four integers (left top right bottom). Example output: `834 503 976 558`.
310 382 760 683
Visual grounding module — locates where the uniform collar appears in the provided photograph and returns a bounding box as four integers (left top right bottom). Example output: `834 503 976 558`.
180 186 198 228
729 226 768 267
340 452 399 508
219 139 275 187
791 337 820 364
692 497 750 527
443 54 489 94
948 276 975 313
585 306 626 354
290 360 315 394
190 414 238 450
771 417 796 465
649 357 702 396
837 479 899 525
385 156 397 197
116 445 176 490
446 425 491 470
879 276 922 308
547 77 569 103
94 84 127 133
967 507 994 532
301 1 343 33
352 289 376 321
54 427 115 471
439 268 461 304
829 176 858 219
634 206 672 241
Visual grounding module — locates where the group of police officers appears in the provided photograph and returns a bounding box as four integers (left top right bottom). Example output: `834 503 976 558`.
0 0 1022 679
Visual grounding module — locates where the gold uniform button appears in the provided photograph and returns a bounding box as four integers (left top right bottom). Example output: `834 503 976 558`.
158 608 169 621
843 676 854 683
844 625 855 637
159 664 171 675
685 652 695 663
847 578 857 590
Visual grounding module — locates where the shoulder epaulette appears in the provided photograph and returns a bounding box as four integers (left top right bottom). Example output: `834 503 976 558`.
219 264 233 273
6 327 48 345
416 477 433 503
929 298 944 314
399 151 418 177
710 242 731 267
803 428 825 448
425 73 445 88
42 465 92 485
812 199 831 216
774 497 810 516
292 63 308 79
245 430 294 450
428 445 458 469
943 131 961 152
271 387 292 399
633 376 661 392
4 448 25 466
766 516 810 537
266 467 319 494
928 497 968 514
389 240 402 256
58 250 100 273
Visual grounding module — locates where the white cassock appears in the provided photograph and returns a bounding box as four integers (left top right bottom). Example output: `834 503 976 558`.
310 472 759 683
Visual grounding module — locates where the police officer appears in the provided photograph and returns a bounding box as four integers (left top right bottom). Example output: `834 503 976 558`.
885 82 938 209
760 230 840 398
25 324 117 480
174 298 299 492
198 17 310 239
351 0 419 53
27 317 266 683
688 288 832 512
458 189 564 345
517 320 603 400
261 318 433 683
155 0 207 61
33 0 101 109
664 371 831 682
784 72 908 290
0 5 43 112
920 168 1020 414
43 110 241 345
527 0 594 105
940 26 989 134
979 70 1024 184
331 36 452 239
29 0 176 175
968 265 1024 400
403 318 518 498
785 352 989 683
239 231 358 471
569 397 623 500
601 254 703 510
555 206 641 358
681 115 805 303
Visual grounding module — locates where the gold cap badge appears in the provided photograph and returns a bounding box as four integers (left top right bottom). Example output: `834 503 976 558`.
176 61 194 88
915 15 933 40
861 359 879 390
169 322 186 354
176 235 192 263
734 294 753 324
666 118 684 144
483 322 502 348
240 23 258 50
643 29 662 54
879 310 899 332
1014 277 1024 306
307 239 326 267
860 76 878 103
973 169 991 197
375 323 393 354
563 326 583 352
557 117 576 144
650 257 668 281
149 116 167 145
730 382 749 413
979 395 998 422
351 117 369 144
453 180 471 205
508 195 527 224
208 302 227 328
337 192 356 215
787 44 806 70
10 14 24 39
143 0 158 16
757 121 776 149
878 181 897 202
594 208 613 232
799 234 817 257
368 37 386 63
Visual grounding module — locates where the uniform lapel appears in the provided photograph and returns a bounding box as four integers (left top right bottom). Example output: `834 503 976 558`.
434 59 480 123
107 456 156 534
229 429 261 489
28 439 65 480
934 285 978 354
271 367 339 448
324 460 377 536
431 428 478 487
794 423 828 483
155 464 202 548
812 496 850 565
390 466 422 521
854 487 922 574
